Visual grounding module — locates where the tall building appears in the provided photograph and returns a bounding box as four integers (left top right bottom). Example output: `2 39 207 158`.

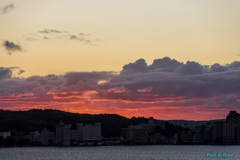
40 128 55 145
122 125 148 144
71 129 80 144
226 111 240 123
212 121 236 144
77 123 102 142
212 121 223 143
203 123 212 143
225 110 240 144
223 122 235 144
56 122 72 146
236 124 240 144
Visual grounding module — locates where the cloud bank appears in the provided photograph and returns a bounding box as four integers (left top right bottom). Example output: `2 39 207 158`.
1 57 240 120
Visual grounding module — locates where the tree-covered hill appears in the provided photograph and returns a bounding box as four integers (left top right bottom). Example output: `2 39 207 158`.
0 109 146 137
0 109 188 138
0 109 131 137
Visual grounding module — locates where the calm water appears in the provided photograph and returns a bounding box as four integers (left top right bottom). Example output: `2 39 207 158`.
0 145 239 160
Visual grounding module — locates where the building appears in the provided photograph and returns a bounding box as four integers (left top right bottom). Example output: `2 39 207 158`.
180 131 194 143
40 128 55 145
226 111 240 123
77 123 102 142
25 131 40 144
122 125 148 144
212 121 236 144
223 122 235 144
56 122 72 146
71 129 79 144
0 132 11 139
212 121 224 143
202 123 212 143
236 124 240 144
121 117 165 144
149 133 166 144
225 111 240 144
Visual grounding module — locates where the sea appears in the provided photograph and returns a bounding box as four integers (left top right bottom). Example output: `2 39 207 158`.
0 145 238 160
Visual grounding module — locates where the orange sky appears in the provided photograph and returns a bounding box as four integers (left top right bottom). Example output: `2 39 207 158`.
1 1 240 120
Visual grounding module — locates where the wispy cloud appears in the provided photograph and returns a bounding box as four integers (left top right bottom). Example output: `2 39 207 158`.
70 34 94 45
1 4 14 14
37 29 98 45
43 36 50 40
39 29 64 34
25 37 37 41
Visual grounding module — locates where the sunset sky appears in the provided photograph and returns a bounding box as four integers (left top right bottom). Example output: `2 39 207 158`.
1 0 240 120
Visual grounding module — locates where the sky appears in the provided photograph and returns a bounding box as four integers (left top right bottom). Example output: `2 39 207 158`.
0 0 240 120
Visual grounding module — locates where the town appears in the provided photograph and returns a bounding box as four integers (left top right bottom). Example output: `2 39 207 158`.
0 110 240 146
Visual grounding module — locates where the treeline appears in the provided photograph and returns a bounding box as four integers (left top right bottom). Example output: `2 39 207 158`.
0 109 187 137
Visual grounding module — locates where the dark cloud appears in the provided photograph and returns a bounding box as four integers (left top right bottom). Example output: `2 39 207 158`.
121 57 209 75
53 71 115 93
1 57 240 113
210 63 228 72
0 67 25 80
69 35 94 45
1 58 240 99
229 61 240 69
121 57 207 75
1 4 14 14
99 58 240 102
176 61 206 75
149 57 183 72
2 40 22 55
121 59 148 74
0 72 114 99
39 29 63 34
0 67 12 79
209 61 240 73
18 70 25 75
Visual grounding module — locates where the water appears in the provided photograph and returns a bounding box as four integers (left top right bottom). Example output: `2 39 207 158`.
0 145 238 160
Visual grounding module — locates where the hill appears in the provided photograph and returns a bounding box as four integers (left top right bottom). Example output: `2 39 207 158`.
0 109 150 137
0 109 207 138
